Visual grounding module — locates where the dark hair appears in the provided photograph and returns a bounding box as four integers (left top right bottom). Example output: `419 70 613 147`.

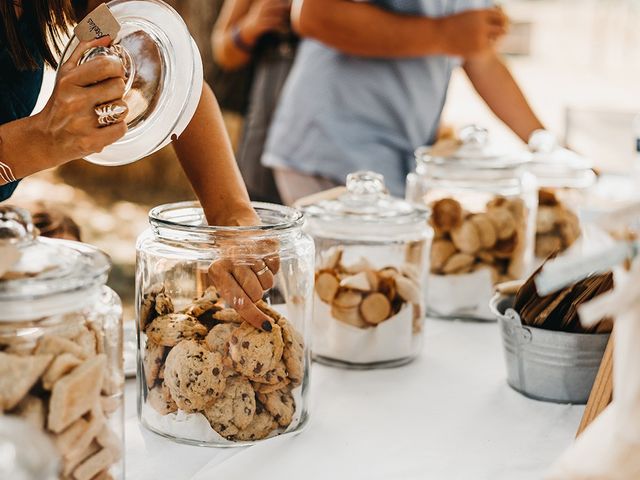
0 0 78 71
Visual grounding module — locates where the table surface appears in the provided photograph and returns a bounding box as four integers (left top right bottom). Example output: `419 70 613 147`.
124 318 584 480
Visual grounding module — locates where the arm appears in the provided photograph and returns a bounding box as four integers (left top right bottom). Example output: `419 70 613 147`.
172 82 257 226
212 0 289 71
463 52 544 142
292 0 507 58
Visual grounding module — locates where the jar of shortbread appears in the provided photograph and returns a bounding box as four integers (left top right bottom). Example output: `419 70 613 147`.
407 125 537 320
303 171 431 368
136 201 314 445
0 206 124 480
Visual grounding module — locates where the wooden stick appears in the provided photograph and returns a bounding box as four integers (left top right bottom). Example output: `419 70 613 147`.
576 334 614 437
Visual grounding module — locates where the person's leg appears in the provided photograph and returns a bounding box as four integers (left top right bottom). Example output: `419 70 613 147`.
273 168 341 206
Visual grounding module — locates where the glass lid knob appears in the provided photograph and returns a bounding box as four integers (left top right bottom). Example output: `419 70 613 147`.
459 124 489 147
345 171 386 198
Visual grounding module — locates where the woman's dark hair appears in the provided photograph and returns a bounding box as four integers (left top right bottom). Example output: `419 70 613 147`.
0 0 83 71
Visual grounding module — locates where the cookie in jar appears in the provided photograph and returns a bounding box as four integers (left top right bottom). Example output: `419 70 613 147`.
136 202 314 446
407 126 537 320
0 206 124 480
302 171 431 368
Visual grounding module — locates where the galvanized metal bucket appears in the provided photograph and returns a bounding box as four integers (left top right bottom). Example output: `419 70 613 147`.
489 294 610 404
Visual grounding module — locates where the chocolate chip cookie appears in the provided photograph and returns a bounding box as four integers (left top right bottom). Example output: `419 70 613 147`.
204 376 256 438
228 322 284 380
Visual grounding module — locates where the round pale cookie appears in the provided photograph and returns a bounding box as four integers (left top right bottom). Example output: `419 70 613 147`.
536 206 558 235
332 290 362 309
360 293 392 325
228 322 284 379
204 376 256 438
232 410 277 442
442 253 475 274
430 240 457 272
535 234 562 258
205 323 235 356
257 388 295 428
164 340 226 412
331 305 369 329
470 214 497 249
450 220 481 254
315 272 340 303
432 198 463 232
486 207 516 240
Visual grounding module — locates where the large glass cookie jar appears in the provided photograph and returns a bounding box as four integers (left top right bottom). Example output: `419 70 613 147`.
527 130 596 259
303 171 432 369
407 126 537 320
136 202 314 446
59 0 203 166
0 207 124 480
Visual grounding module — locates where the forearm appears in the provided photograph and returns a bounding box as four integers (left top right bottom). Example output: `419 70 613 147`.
173 83 257 226
293 0 446 57
0 114 60 183
464 53 544 142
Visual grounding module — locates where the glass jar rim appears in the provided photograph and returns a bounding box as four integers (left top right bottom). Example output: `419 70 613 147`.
149 201 305 236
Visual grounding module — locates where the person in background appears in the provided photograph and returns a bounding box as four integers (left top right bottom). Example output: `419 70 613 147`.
262 0 545 204
0 0 277 331
213 0 297 204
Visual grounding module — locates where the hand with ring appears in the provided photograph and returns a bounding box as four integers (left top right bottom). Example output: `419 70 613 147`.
32 35 128 166
208 240 281 332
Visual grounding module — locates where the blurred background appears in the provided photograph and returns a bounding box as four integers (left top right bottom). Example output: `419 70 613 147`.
10 0 640 319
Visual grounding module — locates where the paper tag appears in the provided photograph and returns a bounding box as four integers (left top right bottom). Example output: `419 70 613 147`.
74 3 121 42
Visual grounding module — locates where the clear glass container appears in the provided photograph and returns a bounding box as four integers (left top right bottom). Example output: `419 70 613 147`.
407 126 537 320
59 0 203 166
303 171 432 369
0 206 124 480
527 130 596 259
136 202 314 446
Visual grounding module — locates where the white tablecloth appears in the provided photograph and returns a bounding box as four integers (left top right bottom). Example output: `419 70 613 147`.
125 318 584 480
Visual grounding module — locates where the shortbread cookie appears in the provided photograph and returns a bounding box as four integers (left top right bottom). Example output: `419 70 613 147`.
62 440 100 477
360 293 392 325
232 408 277 442
73 327 98 358
143 340 165 389
204 323 236 356
204 376 256 438
470 214 497 249
147 382 178 415
315 271 340 302
257 389 295 428
486 207 516 240
430 239 457 272
35 335 86 360
228 322 284 379
164 340 226 412
331 305 368 328
12 395 46 429
42 352 82 390
48 354 107 433
450 220 481 254
442 253 475 274
0 352 52 410
73 447 115 480
145 314 208 347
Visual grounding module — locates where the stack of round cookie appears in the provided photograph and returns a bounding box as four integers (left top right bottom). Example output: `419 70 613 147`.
140 286 305 442
429 196 529 283
535 189 581 258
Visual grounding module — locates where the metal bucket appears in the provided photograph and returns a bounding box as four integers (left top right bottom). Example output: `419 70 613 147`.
489 294 610 404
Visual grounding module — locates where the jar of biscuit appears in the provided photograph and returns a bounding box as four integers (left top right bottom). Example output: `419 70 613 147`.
136 202 314 445
527 130 596 259
0 206 124 480
407 126 537 320
303 171 431 368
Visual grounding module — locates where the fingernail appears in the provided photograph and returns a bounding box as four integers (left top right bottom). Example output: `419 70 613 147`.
262 321 272 332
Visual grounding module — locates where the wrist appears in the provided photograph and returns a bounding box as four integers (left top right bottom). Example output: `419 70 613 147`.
424 17 449 55
29 112 65 168
234 21 259 51
205 202 260 227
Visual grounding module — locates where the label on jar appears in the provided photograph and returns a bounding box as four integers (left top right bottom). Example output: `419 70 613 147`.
74 3 121 42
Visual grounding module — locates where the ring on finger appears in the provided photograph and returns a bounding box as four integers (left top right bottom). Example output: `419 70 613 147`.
95 103 127 127
255 265 270 276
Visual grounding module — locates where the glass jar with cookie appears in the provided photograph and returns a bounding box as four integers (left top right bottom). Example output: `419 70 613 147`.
0 206 124 480
407 125 537 320
302 171 432 368
136 201 314 445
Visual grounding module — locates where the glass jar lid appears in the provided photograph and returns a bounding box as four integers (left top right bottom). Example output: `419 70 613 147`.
0 207 111 321
415 125 532 172
527 130 596 189
303 171 430 240
59 0 203 166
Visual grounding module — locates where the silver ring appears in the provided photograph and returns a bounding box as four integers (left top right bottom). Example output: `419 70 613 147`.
95 103 127 127
255 266 270 276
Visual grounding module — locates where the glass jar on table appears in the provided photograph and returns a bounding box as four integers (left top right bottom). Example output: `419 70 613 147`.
0 206 124 480
406 126 537 320
136 202 314 445
303 171 432 369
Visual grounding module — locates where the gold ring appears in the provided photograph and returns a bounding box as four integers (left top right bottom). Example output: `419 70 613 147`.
255 266 270 276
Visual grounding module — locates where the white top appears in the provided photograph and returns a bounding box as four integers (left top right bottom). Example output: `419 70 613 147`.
124 318 583 479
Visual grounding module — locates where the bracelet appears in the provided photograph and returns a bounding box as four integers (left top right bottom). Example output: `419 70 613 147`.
0 161 16 184
231 25 253 54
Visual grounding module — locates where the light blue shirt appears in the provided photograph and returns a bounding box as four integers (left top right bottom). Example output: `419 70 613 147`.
262 0 492 196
